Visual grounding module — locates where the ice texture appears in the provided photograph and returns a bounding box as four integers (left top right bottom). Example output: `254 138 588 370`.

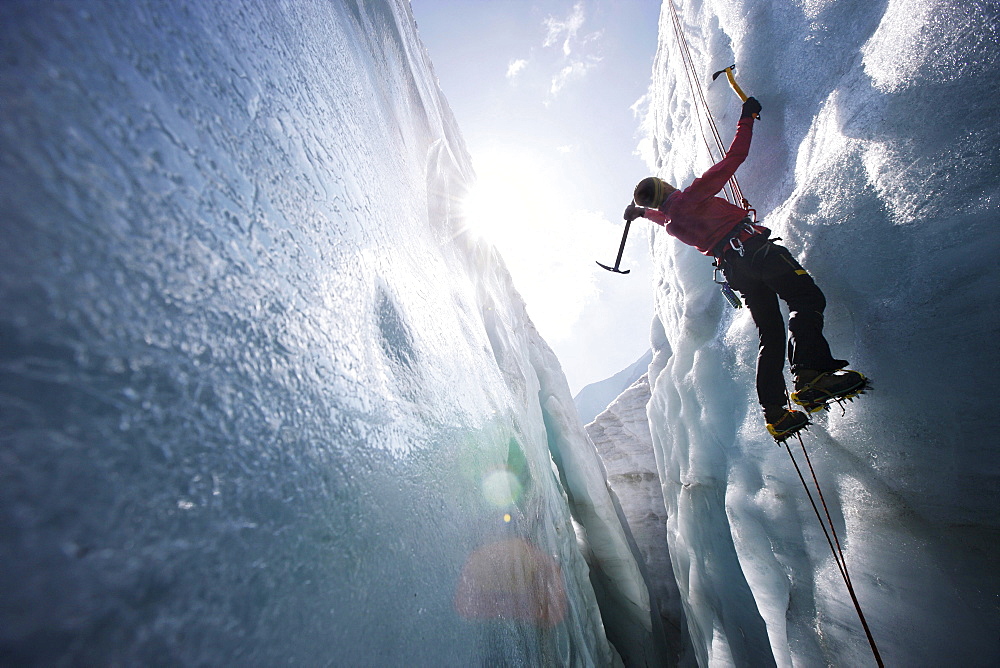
634 0 1000 665
587 374 694 665
0 1 657 664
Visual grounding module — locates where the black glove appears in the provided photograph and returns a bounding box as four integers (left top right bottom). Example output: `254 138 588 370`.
623 204 645 222
741 96 762 119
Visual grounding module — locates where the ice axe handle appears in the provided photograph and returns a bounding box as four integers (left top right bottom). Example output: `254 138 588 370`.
596 219 631 275
724 67 748 102
712 66 759 119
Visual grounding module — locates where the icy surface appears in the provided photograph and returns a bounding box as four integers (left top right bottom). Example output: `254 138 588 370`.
633 0 1000 665
586 374 694 665
0 1 655 664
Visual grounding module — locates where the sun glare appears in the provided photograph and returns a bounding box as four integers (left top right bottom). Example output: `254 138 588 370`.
460 148 553 248
459 147 609 343
461 179 507 242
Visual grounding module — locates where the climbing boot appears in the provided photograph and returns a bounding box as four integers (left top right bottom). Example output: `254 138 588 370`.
765 408 809 441
791 369 868 412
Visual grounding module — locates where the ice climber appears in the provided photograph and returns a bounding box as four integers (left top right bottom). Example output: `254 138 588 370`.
623 96 866 440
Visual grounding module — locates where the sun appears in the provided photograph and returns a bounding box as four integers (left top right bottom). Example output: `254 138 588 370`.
457 145 611 343
461 147 565 247
460 176 508 242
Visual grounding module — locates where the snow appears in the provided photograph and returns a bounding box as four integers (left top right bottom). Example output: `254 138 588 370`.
633 0 1000 665
0 1 657 664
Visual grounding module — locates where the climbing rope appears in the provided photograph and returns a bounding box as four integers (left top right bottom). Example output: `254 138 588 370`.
665 0 749 210
785 432 885 667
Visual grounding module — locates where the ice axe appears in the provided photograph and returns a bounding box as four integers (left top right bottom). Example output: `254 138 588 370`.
711 64 759 118
596 219 631 275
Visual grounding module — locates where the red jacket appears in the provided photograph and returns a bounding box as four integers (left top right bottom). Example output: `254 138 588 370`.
644 116 760 255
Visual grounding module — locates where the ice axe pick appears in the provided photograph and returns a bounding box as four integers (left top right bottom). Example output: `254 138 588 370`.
711 64 759 118
596 219 632 275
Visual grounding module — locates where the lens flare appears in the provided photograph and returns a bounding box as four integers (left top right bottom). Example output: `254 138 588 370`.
481 469 522 507
454 538 568 627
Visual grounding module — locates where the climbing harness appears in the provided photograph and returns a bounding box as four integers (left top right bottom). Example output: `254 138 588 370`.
711 219 760 259
710 219 761 309
782 430 885 667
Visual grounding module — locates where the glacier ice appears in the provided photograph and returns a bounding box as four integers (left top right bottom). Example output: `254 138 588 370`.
0 0 660 664
586 373 694 664
633 0 1000 665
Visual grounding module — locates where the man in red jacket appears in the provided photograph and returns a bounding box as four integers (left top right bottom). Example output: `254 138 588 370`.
624 97 866 440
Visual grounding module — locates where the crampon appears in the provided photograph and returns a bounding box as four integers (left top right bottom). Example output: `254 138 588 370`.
791 370 870 414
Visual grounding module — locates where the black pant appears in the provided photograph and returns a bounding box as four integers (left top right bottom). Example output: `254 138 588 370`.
721 235 845 413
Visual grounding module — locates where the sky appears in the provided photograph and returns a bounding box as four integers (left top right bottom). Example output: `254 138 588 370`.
410 0 663 395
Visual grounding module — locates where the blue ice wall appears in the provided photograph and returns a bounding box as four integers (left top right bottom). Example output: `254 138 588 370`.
0 1 635 664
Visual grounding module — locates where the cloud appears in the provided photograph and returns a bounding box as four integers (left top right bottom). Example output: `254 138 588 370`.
540 3 603 98
550 62 590 95
506 58 528 79
543 2 586 56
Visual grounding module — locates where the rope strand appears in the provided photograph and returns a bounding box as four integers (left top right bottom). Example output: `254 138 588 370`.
782 440 852 584
665 0 746 209
789 433 885 667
